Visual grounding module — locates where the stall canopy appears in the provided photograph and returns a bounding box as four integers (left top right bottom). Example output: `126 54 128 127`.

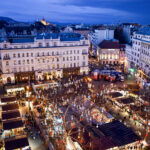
109 92 123 98
117 97 134 104
97 120 141 146
5 136 29 150
2 110 21 120
3 119 23 130
1 97 16 103
2 103 19 112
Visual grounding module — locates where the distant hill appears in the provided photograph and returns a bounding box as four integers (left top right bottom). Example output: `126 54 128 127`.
0 16 17 24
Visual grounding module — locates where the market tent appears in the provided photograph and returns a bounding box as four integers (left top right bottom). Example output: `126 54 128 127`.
1 97 16 103
2 103 19 112
3 119 23 130
2 110 21 120
5 136 29 150
97 120 141 146
109 92 123 98
117 97 134 104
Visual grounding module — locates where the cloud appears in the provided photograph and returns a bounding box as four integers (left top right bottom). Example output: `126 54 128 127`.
0 0 145 23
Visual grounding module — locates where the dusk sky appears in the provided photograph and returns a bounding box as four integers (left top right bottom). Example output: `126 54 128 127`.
0 0 149 24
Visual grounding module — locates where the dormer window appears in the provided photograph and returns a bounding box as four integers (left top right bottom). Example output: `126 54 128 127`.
46 43 49 47
39 43 42 47
4 44 7 49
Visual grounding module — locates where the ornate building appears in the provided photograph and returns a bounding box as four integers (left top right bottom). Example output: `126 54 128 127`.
0 33 89 84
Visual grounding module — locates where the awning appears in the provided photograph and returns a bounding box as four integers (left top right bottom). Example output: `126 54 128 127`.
3 119 23 130
1 97 16 103
5 136 29 150
2 103 19 112
2 110 21 120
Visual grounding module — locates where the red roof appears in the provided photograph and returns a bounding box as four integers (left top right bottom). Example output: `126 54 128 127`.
98 40 125 49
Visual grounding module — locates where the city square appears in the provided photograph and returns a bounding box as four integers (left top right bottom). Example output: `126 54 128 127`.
0 0 150 150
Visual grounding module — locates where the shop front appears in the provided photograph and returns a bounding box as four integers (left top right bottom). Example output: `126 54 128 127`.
15 72 35 83
63 67 80 77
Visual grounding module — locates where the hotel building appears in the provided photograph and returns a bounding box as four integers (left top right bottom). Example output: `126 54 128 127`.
0 33 89 84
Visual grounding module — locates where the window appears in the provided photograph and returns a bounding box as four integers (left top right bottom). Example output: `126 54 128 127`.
6 69 10 73
18 53 20 58
70 56 72 61
66 51 68 55
63 57 65 61
37 52 40 56
22 53 25 57
52 52 54 56
70 50 72 54
52 58 54 62
77 56 79 60
31 59 34 64
27 59 29 64
31 53 33 57
82 62 86 66
74 63 76 67
83 56 85 60
23 60 25 64
4 44 7 49
18 60 21 64
14 68 17 72
14 60 16 65
54 42 57 46
13 54 16 58
32 67 34 71
67 57 69 61
74 56 76 60
19 67 21 72
6 61 9 66
52 64 55 69
57 58 59 62
74 50 76 54
39 43 42 47
70 63 72 68
43 59 45 63
38 59 40 63
27 53 29 57
42 52 44 56
46 43 49 47
77 50 79 54
57 64 59 69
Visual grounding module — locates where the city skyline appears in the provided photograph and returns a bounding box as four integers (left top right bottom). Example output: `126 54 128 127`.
0 0 149 24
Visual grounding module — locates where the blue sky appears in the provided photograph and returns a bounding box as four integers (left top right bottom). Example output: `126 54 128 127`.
0 0 149 24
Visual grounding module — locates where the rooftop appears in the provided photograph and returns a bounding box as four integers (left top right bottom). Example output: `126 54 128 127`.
3 118 23 130
1 32 85 43
98 40 125 49
97 120 141 147
5 136 29 150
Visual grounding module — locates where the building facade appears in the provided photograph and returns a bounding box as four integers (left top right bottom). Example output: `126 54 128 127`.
97 40 125 66
130 27 150 83
89 29 114 52
0 33 89 84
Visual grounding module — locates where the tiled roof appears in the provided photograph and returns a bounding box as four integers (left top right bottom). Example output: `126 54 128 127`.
9 37 34 43
97 120 140 146
5 137 29 150
36 32 82 41
3 119 23 130
98 40 123 49
2 110 21 120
